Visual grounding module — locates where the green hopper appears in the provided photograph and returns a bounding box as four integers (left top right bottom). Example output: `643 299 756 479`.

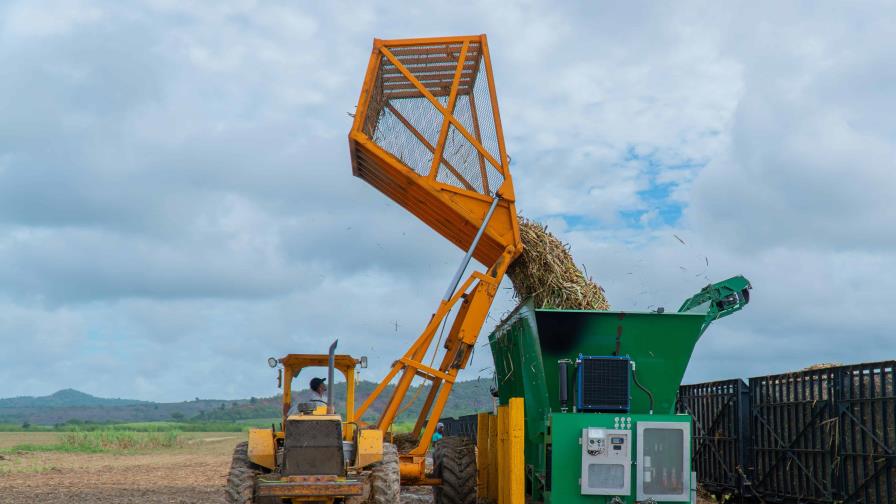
488 275 751 503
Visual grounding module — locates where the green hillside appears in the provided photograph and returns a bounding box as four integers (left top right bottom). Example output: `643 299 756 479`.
1 379 495 426
0 388 148 408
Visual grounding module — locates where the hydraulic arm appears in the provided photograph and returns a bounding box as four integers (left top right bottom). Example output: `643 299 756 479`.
678 275 752 335
348 35 522 481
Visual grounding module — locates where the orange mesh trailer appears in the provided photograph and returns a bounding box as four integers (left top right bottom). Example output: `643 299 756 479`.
349 35 520 266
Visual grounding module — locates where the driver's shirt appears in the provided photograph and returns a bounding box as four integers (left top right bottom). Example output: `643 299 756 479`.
287 391 328 415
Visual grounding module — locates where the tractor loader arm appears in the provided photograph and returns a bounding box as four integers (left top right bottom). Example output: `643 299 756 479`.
348 35 522 481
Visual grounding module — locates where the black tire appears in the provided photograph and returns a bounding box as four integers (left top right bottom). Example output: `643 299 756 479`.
433 437 476 504
226 441 264 504
367 442 400 503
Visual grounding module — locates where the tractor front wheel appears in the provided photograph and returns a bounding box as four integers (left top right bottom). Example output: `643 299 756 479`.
433 437 476 504
367 442 400 503
226 441 266 504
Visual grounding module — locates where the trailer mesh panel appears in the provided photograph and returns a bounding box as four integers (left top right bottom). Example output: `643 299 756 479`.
362 41 505 196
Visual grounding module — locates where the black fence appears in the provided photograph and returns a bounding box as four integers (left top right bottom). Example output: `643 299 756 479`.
678 379 753 497
439 413 479 441
679 360 896 503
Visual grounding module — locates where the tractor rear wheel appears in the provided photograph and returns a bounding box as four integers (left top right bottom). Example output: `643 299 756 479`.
225 441 267 504
433 437 476 504
367 442 400 503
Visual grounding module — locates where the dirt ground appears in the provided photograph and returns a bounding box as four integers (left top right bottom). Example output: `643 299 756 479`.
0 433 709 503
0 432 240 503
0 432 434 504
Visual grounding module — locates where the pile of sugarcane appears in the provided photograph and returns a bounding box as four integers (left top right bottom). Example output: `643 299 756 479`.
803 362 842 371
507 218 610 310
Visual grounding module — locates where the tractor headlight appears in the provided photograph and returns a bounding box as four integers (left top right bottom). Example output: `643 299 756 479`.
267 357 278 368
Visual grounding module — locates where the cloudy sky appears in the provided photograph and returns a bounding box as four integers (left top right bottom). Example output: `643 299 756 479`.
1 1 894 402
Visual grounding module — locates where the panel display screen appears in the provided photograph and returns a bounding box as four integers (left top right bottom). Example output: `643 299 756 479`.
587 463 625 489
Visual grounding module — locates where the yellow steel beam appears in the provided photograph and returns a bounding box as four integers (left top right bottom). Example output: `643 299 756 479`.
488 412 498 502
477 412 490 498
377 35 483 47
398 358 456 383
508 398 525 504
497 405 508 504
480 35 508 176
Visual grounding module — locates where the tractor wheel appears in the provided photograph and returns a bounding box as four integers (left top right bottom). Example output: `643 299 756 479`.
433 437 476 504
225 441 267 504
367 442 400 503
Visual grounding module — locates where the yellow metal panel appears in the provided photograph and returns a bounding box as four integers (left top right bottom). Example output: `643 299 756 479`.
477 412 490 499
247 428 276 470
497 405 508 504
508 398 525 504
346 368 355 425
288 413 342 422
355 429 384 468
488 414 498 502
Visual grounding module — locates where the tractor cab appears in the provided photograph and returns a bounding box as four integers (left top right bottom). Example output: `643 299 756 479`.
276 352 364 428
228 342 397 504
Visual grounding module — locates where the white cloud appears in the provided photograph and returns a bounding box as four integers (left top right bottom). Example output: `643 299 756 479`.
3 0 104 38
1 0 894 401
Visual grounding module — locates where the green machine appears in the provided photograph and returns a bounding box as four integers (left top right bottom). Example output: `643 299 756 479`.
488 276 751 503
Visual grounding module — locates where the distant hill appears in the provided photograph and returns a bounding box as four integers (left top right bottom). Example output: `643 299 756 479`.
0 389 253 425
193 379 495 423
0 379 495 426
0 388 147 408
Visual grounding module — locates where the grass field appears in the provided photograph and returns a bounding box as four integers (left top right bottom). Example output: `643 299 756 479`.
0 428 245 454
0 431 59 449
0 419 285 456
0 417 281 433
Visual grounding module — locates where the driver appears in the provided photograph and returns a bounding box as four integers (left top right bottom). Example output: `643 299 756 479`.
309 377 327 404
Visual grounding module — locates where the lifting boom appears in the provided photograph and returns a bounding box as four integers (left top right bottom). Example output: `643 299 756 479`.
348 34 522 482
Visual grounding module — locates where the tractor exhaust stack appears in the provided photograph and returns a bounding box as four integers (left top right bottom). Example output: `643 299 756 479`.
327 340 337 415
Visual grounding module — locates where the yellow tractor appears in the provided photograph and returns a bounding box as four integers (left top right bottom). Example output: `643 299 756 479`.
226 341 400 503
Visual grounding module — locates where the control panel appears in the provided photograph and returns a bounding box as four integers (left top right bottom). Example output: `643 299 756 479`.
580 427 631 495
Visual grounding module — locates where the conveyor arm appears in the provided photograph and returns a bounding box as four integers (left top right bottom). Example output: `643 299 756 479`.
678 275 752 335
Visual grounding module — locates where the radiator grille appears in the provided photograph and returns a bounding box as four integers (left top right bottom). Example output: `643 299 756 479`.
283 418 345 476
578 357 630 412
